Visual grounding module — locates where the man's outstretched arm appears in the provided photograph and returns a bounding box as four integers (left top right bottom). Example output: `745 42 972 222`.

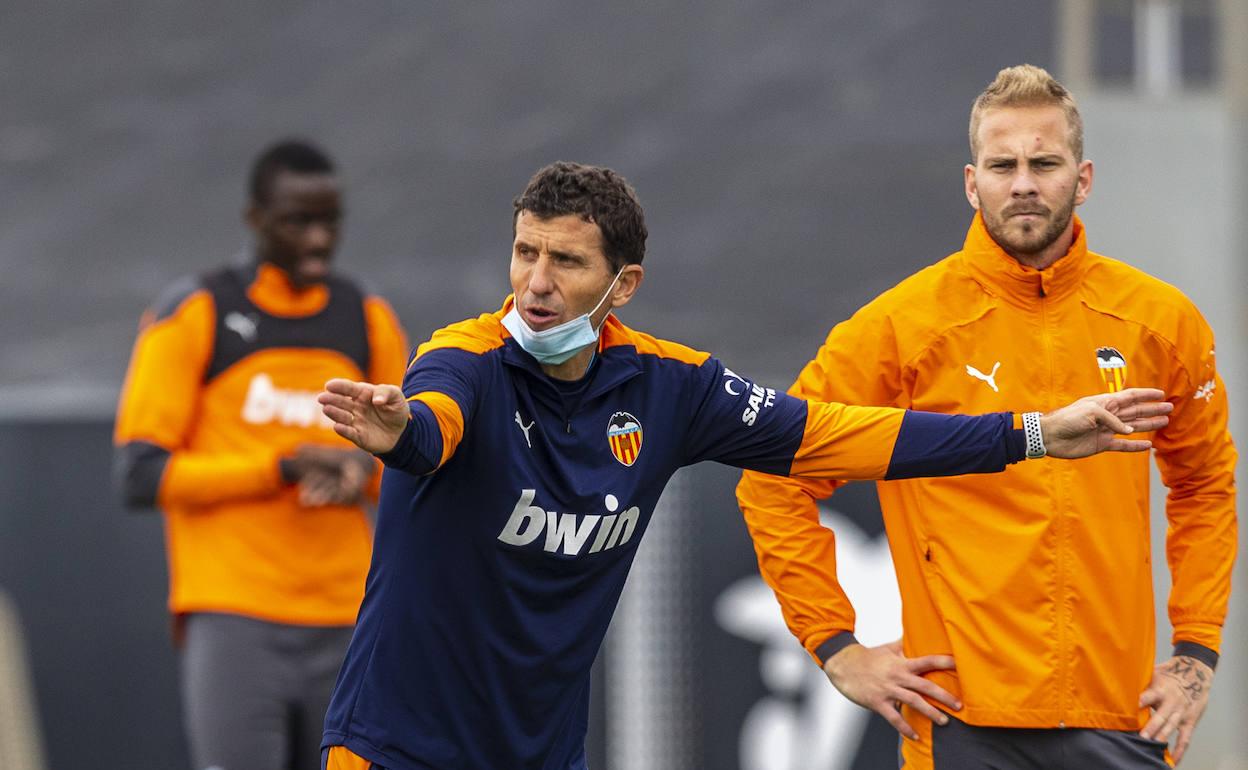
318 378 451 477
790 387 1172 485
319 321 497 476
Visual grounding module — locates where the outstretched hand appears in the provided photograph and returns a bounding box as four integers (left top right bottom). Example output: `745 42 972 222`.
1041 388 1172 459
823 641 960 740
317 378 410 454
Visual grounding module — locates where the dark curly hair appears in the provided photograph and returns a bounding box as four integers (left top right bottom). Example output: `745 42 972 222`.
512 162 648 271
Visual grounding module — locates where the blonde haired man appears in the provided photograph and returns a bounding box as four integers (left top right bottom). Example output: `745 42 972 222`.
737 65 1236 768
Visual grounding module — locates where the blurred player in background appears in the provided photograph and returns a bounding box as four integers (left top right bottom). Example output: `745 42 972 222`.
737 65 1237 769
114 139 408 770
313 161 1171 770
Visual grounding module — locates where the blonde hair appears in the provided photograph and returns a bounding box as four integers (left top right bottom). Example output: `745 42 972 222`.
969 64 1083 162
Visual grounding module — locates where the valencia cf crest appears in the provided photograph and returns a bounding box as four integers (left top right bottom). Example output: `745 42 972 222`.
607 412 643 467
1096 347 1128 392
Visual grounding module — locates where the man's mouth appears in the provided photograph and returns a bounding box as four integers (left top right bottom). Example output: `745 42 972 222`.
294 256 330 285
522 305 560 329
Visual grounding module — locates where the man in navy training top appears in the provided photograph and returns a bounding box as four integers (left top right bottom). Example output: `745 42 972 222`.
314 161 1170 770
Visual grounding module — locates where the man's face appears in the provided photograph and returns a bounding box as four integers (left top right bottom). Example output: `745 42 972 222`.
965 105 1093 262
247 170 342 287
510 212 639 331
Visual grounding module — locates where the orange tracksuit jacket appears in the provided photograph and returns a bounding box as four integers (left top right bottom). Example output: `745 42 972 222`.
736 213 1236 734
114 262 408 626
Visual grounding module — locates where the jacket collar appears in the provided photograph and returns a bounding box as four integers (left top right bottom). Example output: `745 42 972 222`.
498 296 643 400
960 212 1091 304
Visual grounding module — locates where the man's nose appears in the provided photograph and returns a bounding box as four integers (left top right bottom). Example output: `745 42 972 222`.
1010 169 1039 197
527 256 555 294
303 222 335 252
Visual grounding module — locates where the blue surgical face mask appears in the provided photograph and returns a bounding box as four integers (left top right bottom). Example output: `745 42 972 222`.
502 269 624 365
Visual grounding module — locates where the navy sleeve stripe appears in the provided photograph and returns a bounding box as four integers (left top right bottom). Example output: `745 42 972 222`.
884 411 1026 481
375 402 443 475
114 441 171 509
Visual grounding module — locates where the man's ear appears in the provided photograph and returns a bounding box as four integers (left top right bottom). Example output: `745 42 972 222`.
610 264 645 309
964 164 980 210
244 201 264 233
1074 159 1094 206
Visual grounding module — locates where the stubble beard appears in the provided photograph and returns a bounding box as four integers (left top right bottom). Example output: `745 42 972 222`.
984 190 1077 264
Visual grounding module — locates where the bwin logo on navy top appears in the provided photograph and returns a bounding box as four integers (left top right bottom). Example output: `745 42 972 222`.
496 489 640 556
607 411 643 466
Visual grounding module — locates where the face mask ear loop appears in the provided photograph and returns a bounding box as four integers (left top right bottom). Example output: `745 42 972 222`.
590 267 626 334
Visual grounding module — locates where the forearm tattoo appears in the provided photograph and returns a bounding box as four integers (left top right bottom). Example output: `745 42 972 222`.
1163 656 1210 703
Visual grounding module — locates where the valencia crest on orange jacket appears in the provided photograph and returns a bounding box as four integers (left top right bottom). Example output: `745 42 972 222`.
1096 346 1128 392
607 411 643 466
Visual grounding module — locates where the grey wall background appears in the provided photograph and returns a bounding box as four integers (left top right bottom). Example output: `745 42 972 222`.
2 1 1243 768
1 0 1053 406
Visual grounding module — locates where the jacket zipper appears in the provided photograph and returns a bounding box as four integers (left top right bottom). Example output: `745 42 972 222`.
1038 279 1068 726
